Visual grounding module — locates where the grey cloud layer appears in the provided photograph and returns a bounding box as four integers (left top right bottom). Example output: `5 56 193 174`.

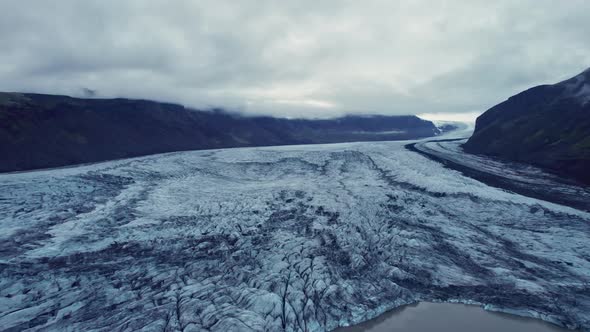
1 0 589 118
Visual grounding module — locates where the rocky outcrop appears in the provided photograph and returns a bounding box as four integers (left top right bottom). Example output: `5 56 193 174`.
464 68 590 184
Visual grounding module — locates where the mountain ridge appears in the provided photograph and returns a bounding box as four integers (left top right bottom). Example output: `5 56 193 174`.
0 92 439 172
464 67 590 184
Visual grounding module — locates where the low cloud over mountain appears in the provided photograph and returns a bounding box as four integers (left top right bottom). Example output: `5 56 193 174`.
1 1 589 118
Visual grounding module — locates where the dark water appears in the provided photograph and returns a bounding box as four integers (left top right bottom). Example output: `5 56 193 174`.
335 302 569 332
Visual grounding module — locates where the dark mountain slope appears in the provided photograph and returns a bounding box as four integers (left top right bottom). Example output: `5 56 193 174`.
464 68 590 184
0 92 438 172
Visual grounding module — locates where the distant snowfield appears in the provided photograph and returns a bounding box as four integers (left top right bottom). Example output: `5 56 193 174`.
1 135 589 331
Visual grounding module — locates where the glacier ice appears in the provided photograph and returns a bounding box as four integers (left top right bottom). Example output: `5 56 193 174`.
1 139 589 331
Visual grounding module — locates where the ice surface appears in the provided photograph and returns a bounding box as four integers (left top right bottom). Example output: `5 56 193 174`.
414 138 590 212
1 138 590 331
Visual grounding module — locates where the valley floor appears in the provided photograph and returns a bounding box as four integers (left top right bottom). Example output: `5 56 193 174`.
1 135 589 331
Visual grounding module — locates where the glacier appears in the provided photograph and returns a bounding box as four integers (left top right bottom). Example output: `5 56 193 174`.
1 135 590 331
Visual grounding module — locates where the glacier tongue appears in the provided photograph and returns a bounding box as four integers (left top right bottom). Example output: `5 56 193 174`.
1 141 589 331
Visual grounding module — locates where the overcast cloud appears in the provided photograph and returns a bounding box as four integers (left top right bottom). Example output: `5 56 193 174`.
1 1 589 119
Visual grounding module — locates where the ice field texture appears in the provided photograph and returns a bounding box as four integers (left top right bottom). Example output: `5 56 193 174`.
1 138 590 331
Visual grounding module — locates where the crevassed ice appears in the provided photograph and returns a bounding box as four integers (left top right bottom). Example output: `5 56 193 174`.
0 140 589 331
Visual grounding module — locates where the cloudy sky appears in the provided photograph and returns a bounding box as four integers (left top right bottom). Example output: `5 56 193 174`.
1 1 589 121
